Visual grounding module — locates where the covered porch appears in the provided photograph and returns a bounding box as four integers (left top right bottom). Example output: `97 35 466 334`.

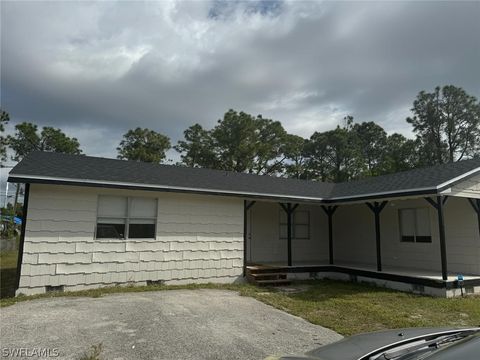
243 193 480 297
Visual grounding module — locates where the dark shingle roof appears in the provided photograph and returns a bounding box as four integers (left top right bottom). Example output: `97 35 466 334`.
8 151 334 201
8 151 480 202
330 158 480 199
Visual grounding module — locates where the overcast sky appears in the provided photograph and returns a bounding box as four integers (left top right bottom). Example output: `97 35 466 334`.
1 0 480 167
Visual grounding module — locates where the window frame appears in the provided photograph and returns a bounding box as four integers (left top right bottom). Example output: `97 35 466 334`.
279 209 310 240
95 195 158 240
398 207 432 244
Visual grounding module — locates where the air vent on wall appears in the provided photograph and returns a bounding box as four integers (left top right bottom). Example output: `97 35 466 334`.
45 285 64 293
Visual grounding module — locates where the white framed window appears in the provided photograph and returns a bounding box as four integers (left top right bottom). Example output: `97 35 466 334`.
398 208 432 243
96 196 157 239
279 210 310 240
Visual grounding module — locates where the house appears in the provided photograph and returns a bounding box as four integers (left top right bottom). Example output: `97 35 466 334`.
8 151 480 297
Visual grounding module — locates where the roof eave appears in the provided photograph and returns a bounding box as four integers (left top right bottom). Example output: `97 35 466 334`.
7 174 328 204
9 165 479 204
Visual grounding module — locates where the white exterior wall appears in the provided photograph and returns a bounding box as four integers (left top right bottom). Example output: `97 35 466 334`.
333 204 376 266
447 173 480 199
18 184 244 295
249 202 328 264
443 197 480 274
334 197 480 275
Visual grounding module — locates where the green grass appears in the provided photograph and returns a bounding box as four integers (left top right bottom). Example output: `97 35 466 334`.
0 250 18 298
245 280 480 335
0 281 260 308
1 269 479 336
79 343 103 360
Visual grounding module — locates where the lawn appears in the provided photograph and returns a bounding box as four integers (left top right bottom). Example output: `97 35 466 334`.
0 250 18 299
245 280 480 335
1 275 479 336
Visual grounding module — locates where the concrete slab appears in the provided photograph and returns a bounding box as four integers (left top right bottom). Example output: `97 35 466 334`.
0 289 342 360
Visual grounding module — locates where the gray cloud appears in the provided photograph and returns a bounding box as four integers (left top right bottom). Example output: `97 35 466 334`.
1 0 479 161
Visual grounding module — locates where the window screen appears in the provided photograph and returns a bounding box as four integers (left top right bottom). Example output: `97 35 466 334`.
96 196 157 239
293 211 310 239
279 209 310 240
128 197 157 239
399 208 431 243
399 209 415 242
96 196 127 239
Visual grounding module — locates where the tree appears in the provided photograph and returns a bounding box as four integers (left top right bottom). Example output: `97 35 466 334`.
0 108 9 161
7 122 82 230
283 134 309 179
380 133 419 174
210 110 258 172
175 110 290 174
305 116 363 182
117 127 171 163
252 117 288 174
174 124 217 168
8 122 82 161
352 121 388 177
407 85 480 165
304 132 331 181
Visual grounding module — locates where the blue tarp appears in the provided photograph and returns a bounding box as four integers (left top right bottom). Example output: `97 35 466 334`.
0 216 22 225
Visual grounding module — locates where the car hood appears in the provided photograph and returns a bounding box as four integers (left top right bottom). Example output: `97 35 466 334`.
278 327 468 360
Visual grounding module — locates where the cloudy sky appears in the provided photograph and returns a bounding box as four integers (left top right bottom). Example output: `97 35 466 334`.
1 0 480 167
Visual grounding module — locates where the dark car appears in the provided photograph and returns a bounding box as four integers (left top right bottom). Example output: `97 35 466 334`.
270 327 480 360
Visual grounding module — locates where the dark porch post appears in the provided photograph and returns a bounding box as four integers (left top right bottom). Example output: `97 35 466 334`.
321 205 338 265
243 200 256 276
280 203 299 266
425 196 448 281
467 198 480 238
16 183 30 290
366 201 388 272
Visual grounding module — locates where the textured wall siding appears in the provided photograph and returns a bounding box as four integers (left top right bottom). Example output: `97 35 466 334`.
449 174 480 199
334 204 377 266
250 197 479 275
18 184 243 295
249 202 328 264
334 197 480 275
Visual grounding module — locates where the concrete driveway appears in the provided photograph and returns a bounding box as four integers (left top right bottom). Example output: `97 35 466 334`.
0 289 342 360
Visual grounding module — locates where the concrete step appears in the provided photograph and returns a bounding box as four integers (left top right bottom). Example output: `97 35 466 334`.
249 272 288 278
255 279 291 286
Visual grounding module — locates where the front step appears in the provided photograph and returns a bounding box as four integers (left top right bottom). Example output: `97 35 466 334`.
246 265 291 286
256 279 291 286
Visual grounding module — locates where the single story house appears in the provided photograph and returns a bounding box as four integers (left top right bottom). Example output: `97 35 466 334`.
8 151 480 297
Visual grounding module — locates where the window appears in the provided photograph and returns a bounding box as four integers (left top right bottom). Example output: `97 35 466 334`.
398 208 431 243
279 210 310 240
96 196 157 239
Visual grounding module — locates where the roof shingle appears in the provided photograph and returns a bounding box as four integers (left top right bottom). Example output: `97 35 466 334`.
8 151 480 202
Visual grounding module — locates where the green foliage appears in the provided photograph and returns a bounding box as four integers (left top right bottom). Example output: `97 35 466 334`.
79 343 103 360
174 124 217 168
319 117 364 182
0 251 18 299
352 121 388 177
0 108 10 161
175 110 290 174
380 133 419 174
117 127 171 163
303 117 423 182
407 85 480 165
4 85 478 181
8 122 82 161
283 134 309 179
176 111 424 182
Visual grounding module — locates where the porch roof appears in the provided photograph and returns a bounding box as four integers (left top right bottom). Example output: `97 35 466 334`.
8 151 480 203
